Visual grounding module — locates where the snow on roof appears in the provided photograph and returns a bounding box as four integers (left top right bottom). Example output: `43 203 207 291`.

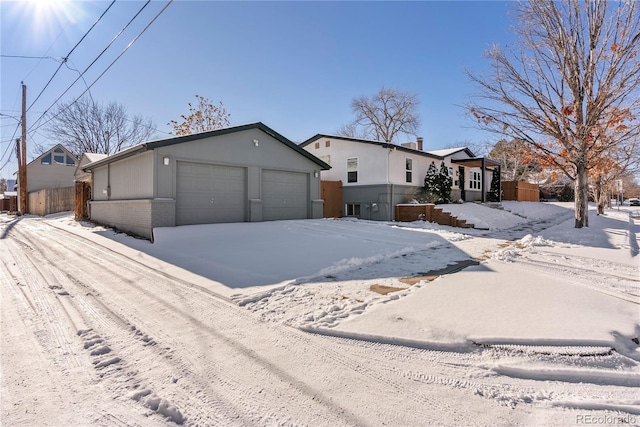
425 147 469 157
84 153 109 163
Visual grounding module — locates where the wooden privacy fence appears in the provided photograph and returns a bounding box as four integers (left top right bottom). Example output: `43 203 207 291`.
28 186 74 216
502 181 540 202
1 196 17 212
321 180 343 218
75 181 91 220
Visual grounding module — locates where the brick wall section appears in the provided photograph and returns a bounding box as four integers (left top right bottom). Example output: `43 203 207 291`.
89 199 176 240
395 204 474 229
395 204 434 222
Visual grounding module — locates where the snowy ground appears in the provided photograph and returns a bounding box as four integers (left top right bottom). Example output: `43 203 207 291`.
2 201 639 425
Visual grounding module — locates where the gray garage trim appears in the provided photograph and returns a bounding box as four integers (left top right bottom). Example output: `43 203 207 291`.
262 169 309 221
176 161 246 225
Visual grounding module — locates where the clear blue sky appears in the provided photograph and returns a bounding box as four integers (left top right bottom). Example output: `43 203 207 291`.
1 0 517 181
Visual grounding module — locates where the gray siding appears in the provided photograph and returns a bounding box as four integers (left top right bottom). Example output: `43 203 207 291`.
343 184 420 221
90 152 153 201
108 151 154 199
153 128 321 202
88 127 325 239
92 167 109 201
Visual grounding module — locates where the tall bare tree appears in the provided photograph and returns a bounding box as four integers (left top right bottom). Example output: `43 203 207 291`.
466 0 640 228
169 95 230 136
44 96 156 157
339 87 420 143
488 139 540 181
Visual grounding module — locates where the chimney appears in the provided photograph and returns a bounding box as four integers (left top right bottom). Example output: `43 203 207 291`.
417 137 423 151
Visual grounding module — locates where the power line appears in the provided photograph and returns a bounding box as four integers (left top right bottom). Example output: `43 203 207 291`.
27 0 117 113
0 55 62 60
23 22 70 82
0 123 20 164
33 0 152 118
29 0 174 135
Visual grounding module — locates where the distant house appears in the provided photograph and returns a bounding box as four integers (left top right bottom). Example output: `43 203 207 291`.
16 144 78 212
82 122 330 240
300 134 500 221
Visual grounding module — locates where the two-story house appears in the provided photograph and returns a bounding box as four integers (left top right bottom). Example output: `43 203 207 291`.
16 144 78 213
300 134 501 221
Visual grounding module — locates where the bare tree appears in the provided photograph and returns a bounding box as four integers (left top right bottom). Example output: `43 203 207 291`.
488 139 540 181
339 87 420 143
169 95 230 136
589 139 640 213
466 0 640 228
44 97 156 157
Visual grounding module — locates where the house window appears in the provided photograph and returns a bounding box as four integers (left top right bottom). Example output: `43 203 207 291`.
347 158 358 183
54 154 65 164
470 171 481 190
346 203 361 217
315 142 320 149
66 155 75 166
41 153 51 165
325 140 331 147
449 167 454 177
405 158 412 183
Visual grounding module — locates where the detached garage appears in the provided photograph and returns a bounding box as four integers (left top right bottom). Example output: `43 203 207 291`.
83 123 330 240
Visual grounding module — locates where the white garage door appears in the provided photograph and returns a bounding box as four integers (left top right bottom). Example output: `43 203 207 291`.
176 162 245 225
262 170 308 221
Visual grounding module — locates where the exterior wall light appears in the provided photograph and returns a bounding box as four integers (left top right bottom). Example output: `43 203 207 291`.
314 171 319 178
253 139 259 147
163 157 170 166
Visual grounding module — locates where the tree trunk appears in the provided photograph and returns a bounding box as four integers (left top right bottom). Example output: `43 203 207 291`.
574 163 589 228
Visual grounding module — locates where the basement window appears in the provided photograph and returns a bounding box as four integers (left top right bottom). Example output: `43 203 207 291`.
346 203 361 217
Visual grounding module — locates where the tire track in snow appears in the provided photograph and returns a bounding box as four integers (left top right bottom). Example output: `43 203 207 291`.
10 220 368 426
6 223 193 425
34 220 493 425
499 256 639 305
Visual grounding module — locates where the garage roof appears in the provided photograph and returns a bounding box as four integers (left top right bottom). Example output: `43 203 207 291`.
84 122 331 171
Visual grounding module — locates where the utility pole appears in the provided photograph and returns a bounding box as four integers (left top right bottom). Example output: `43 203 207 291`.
19 82 27 215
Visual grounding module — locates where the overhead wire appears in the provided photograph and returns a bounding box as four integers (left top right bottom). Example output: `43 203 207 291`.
32 0 152 121
27 0 117 113
22 21 70 82
0 122 20 166
29 0 174 135
0 55 62 60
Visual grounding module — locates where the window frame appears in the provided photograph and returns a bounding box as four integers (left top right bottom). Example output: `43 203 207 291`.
405 158 413 183
470 171 481 190
345 203 361 217
347 157 358 183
